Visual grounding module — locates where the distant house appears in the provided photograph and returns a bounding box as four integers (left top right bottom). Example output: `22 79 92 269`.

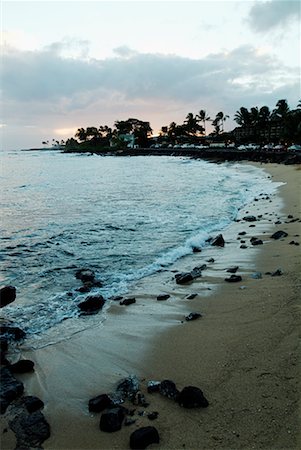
231 121 285 143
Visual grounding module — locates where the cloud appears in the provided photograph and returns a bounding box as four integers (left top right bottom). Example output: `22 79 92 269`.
248 0 300 32
2 42 299 149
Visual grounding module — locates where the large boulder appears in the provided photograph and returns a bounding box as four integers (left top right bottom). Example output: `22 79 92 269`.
75 269 95 283
9 360 35 374
130 426 160 449
0 286 16 308
89 394 113 413
0 326 26 341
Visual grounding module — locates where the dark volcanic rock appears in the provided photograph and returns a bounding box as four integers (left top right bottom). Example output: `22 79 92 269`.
147 411 159 421
116 375 139 401
225 275 242 282
75 269 95 283
226 266 239 273
211 234 225 247
192 246 202 253
119 297 136 306
175 272 194 284
9 411 50 447
243 215 257 222
186 293 198 300
271 230 288 240
99 407 126 432
156 294 170 301
238 231 247 236
0 326 26 341
147 381 161 393
251 238 263 246
185 312 202 321
130 426 160 449
78 295 105 314
0 286 16 308
159 380 179 400
22 396 44 413
89 394 113 413
271 268 283 277
178 386 209 408
0 367 24 414
9 360 35 373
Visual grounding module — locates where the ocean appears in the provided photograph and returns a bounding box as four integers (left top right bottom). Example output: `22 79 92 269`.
0 150 281 347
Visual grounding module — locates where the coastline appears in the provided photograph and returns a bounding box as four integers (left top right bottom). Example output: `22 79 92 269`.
1 162 300 449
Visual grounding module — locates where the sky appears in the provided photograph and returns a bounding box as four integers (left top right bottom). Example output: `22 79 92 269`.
1 0 300 150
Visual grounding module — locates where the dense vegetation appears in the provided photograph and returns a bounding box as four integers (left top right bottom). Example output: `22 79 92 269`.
58 99 301 152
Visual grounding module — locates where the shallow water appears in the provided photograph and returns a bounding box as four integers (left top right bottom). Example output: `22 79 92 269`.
0 151 281 341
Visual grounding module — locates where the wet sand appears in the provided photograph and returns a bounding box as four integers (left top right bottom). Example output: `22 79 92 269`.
1 163 300 450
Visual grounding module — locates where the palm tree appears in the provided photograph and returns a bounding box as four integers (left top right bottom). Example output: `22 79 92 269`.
75 128 88 142
213 111 229 133
272 99 290 120
184 113 199 136
197 110 210 135
234 107 251 126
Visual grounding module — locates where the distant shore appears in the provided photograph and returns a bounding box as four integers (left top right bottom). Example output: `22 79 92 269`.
1 162 300 450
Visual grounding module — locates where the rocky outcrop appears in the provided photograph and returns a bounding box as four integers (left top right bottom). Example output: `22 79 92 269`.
0 286 16 308
9 410 50 448
0 367 24 414
78 295 105 315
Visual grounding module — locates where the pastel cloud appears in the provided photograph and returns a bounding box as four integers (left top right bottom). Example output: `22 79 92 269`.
248 0 300 32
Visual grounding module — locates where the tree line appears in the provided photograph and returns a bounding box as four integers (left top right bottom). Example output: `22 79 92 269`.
61 99 300 150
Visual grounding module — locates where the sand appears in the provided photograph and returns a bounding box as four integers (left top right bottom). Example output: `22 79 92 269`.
1 162 300 450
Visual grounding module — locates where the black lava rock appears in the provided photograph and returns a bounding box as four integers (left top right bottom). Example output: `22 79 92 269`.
119 297 136 306
75 269 95 283
186 293 198 300
99 407 126 432
175 272 194 284
159 380 179 400
9 411 50 447
251 238 263 245
22 396 44 413
0 367 24 414
89 394 113 413
226 266 239 273
78 295 105 314
147 411 159 420
225 275 242 282
185 312 202 321
243 215 257 222
156 294 170 301
0 286 16 308
271 268 283 277
147 381 161 393
192 246 202 253
178 386 209 408
116 375 139 401
130 426 160 449
9 360 35 373
0 326 26 341
211 234 225 247
271 230 288 240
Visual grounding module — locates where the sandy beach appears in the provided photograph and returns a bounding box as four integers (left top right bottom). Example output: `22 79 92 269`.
1 162 300 450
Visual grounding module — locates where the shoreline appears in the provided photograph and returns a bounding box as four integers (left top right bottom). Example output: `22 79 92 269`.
1 162 300 449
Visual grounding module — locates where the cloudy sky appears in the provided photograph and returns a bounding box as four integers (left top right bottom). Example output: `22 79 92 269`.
1 0 300 150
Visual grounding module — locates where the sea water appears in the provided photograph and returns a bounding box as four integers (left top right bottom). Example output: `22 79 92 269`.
0 151 280 343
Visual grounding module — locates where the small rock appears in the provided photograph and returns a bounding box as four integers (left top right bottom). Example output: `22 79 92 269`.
178 386 209 408
130 426 160 449
206 258 215 263
238 231 246 236
243 215 257 222
147 381 161 394
89 394 113 413
251 238 263 246
185 312 202 321
186 293 198 300
99 407 126 432
240 245 248 249
119 297 136 306
226 266 239 273
156 294 170 301
192 246 202 253
147 411 159 420
211 234 225 247
124 417 136 426
22 396 44 413
225 275 242 282
116 375 139 401
271 230 288 240
159 380 179 400
78 295 105 314
0 286 16 308
75 269 95 283
175 272 194 284
271 269 283 277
